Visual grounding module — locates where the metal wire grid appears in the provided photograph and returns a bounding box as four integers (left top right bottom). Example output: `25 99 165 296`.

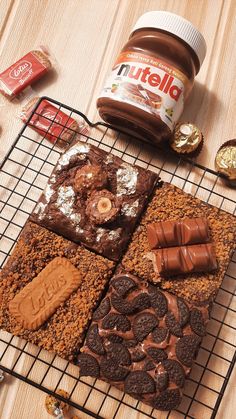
0 97 235 419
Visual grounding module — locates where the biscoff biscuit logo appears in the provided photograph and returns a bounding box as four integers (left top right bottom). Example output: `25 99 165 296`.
9 257 82 330
9 60 32 79
41 110 63 125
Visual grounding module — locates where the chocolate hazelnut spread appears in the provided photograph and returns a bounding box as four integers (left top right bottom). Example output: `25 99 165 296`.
97 11 206 145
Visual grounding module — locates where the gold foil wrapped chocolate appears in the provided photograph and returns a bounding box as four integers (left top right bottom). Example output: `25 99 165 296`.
215 140 236 181
170 122 203 154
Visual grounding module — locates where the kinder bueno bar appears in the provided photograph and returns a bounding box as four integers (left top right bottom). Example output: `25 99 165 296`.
150 243 217 276
21 97 82 147
0 49 52 98
147 217 210 249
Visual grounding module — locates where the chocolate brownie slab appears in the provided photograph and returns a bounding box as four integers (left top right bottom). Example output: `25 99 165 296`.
0 222 114 360
77 271 209 411
122 183 236 303
30 141 159 260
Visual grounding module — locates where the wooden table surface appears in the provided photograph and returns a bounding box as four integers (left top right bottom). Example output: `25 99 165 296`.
0 1 235 418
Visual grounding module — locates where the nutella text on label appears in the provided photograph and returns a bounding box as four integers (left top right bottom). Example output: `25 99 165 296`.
9 257 82 330
99 52 187 130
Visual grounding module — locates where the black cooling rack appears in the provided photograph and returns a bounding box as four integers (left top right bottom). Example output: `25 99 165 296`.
0 97 235 419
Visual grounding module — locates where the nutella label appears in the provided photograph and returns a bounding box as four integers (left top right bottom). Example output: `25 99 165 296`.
0 52 48 96
99 51 189 130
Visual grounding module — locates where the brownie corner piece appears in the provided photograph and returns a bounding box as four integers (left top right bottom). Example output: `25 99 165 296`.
122 182 236 303
77 270 209 411
0 221 114 360
30 140 159 260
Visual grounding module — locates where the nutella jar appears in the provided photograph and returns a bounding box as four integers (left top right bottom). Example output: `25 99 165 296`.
97 11 206 144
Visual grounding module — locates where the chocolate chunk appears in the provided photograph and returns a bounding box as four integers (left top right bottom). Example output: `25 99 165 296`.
86 324 105 355
155 371 169 391
144 360 155 371
125 371 155 394
106 343 131 366
130 345 146 362
102 313 131 332
165 311 183 337
86 189 121 225
111 275 137 297
146 347 167 362
74 164 107 194
133 312 158 342
106 334 123 344
152 388 181 411
176 335 201 367
133 293 151 312
111 293 135 315
77 353 100 377
100 358 128 381
148 285 168 317
190 308 206 336
162 359 185 388
152 327 168 343
93 297 111 320
177 298 190 327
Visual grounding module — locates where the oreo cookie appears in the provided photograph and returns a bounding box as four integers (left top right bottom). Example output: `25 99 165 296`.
93 297 111 320
190 308 206 336
154 371 169 391
165 311 183 337
133 312 158 342
106 334 123 344
162 359 185 387
111 275 137 297
111 293 135 315
148 285 168 317
86 324 105 355
129 345 146 362
152 327 168 344
106 342 131 366
77 353 100 377
124 371 155 394
144 360 155 371
152 388 181 410
100 358 128 381
132 293 151 312
146 347 167 362
177 298 190 327
176 335 201 367
123 339 138 348
102 313 131 332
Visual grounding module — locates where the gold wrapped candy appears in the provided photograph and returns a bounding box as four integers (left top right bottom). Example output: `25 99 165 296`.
45 389 70 416
170 122 203 154
215 140 236 181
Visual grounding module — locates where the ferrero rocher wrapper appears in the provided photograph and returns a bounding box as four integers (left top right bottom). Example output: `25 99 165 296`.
215 140 236 181
170 122 203 154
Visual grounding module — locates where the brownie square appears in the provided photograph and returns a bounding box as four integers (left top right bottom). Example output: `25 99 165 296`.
77 271 209 411
0 221 114 360
30 141 159 260
122 183 236 303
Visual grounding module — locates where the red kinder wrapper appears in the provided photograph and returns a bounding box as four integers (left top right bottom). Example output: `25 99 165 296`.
21 98 80 146
0 49 52 98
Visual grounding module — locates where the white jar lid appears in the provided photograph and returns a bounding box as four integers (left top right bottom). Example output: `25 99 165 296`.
131 11 207 68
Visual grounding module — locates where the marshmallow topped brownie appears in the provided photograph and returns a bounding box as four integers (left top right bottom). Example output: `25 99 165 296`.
77 271 209 411
30 141 159 260
0 222 114 360
122 183 236 303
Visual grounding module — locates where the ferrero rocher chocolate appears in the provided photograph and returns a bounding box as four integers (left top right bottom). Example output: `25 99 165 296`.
170 122 203 154
215 140 236 181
